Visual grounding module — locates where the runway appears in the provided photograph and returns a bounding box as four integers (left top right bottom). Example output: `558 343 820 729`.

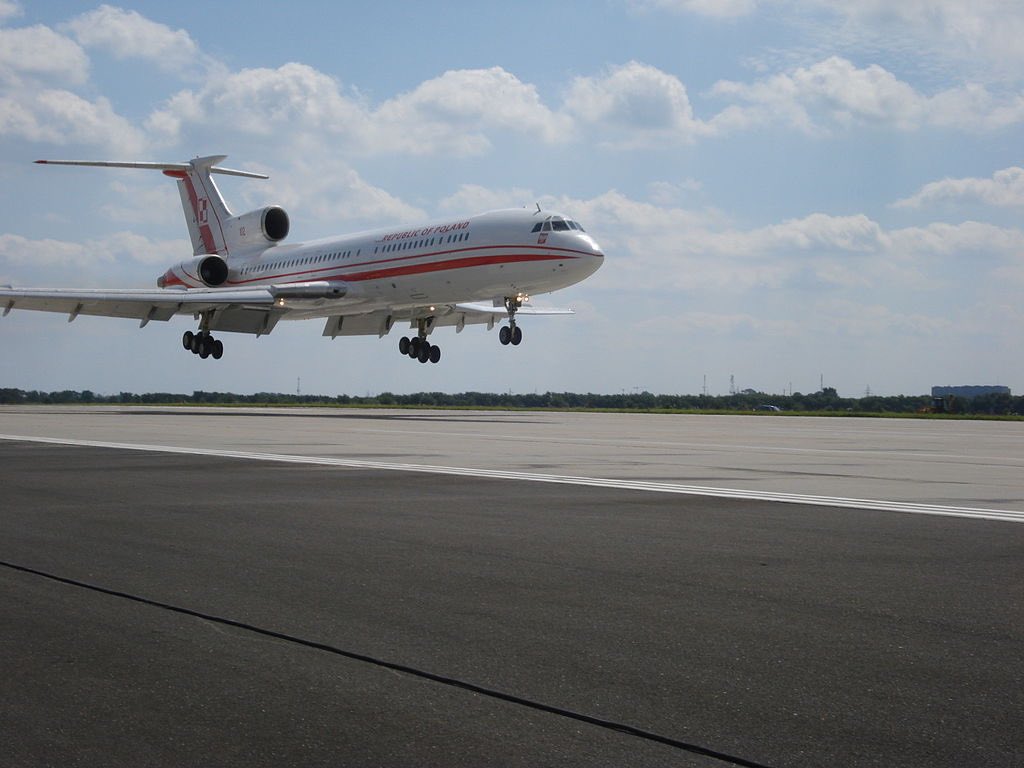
1 407 1022 767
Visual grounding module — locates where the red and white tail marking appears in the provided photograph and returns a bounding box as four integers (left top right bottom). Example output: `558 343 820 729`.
35 155 268 258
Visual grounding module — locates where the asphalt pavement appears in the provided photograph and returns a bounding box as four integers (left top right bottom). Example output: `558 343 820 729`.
2 439 1021 767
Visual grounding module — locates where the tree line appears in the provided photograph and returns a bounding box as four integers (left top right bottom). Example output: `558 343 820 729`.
1 386 1021 416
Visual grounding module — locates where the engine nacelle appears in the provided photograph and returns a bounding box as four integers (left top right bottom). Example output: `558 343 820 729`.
225 206 290 251
157 254 229 288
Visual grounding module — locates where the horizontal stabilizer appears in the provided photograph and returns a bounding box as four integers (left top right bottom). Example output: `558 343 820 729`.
35 158 268 179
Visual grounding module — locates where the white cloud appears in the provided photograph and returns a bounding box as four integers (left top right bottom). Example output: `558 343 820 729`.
376 67 570 154
564 61 712 147
0 24 88 85
0 231 187 288
438 185 538 215
894 167 1024 209
812 298 952 338
629 0 1024 75
65 4 212 77
810 0 1024 74
629 0 759 19
555 188 1024 301
671 311 797 336
711 56 1024 133
283 165 427 228
0 89 144 152
148 64 568 158
240 150 426 231
647 180 702 206
0 16 147 153
0 1 21 22
146 62 366 147
888 220 1024 258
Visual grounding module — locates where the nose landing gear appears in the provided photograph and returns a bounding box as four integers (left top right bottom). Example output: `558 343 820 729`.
498 295 524 346
498 324 522 346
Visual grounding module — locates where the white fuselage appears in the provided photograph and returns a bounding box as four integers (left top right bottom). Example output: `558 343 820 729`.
161 208 604 318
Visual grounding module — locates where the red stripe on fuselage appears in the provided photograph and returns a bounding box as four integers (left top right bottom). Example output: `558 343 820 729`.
343 252 563 282
224 246 583 287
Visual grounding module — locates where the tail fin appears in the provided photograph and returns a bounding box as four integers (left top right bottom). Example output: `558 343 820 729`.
35 156 268 257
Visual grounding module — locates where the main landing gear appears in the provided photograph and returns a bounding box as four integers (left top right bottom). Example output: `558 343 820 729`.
498 295 524 347
398 335 441 364
182 330 223 360
399 318 440 364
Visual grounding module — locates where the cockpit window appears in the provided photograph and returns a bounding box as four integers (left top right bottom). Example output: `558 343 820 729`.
532 216 587 233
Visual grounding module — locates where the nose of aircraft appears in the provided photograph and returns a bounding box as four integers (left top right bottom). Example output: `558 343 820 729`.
579 233 605 271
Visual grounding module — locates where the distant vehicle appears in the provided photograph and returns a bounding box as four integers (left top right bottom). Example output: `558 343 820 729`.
756 404 782 412
1 155 605 364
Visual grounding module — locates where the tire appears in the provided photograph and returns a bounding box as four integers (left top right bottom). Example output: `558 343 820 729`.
182 331 194 350
212 339 224 360
499 326 511 345
511 326 523 345
189 334 201 354
418 343 431 363
429 345 441 364
410 337 422 357
399 336 410 355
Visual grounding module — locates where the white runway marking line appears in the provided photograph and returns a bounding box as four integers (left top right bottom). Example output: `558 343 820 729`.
3 433 1023 524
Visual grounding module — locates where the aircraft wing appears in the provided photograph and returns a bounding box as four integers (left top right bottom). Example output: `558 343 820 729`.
451 302 575 317
1 281 349 335
322 301 574 338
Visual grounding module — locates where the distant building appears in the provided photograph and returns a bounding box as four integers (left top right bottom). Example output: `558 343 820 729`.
931 385 1011 398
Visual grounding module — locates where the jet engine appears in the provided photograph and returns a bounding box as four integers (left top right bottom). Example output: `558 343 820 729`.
225 205 290 251
157 254 229 288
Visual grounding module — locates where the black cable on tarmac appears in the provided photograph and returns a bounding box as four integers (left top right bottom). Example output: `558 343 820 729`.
1 559 776 768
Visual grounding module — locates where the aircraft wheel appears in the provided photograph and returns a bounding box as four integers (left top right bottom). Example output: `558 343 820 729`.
409 337 422 358
399 336 410 355
182 330 194 350
198 337 211 359
417 343 431 363
499 326 511 345
429 345 441 364
211 339 224 360
189 334 202 354
511 326 523 346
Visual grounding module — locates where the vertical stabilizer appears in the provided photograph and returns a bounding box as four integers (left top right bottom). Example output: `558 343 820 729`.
164 156 235 257
35 155 269 259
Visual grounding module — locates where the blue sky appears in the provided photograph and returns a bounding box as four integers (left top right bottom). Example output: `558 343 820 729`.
1 0 1022 397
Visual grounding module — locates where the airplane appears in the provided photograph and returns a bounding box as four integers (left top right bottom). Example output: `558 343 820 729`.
0 155 604 364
